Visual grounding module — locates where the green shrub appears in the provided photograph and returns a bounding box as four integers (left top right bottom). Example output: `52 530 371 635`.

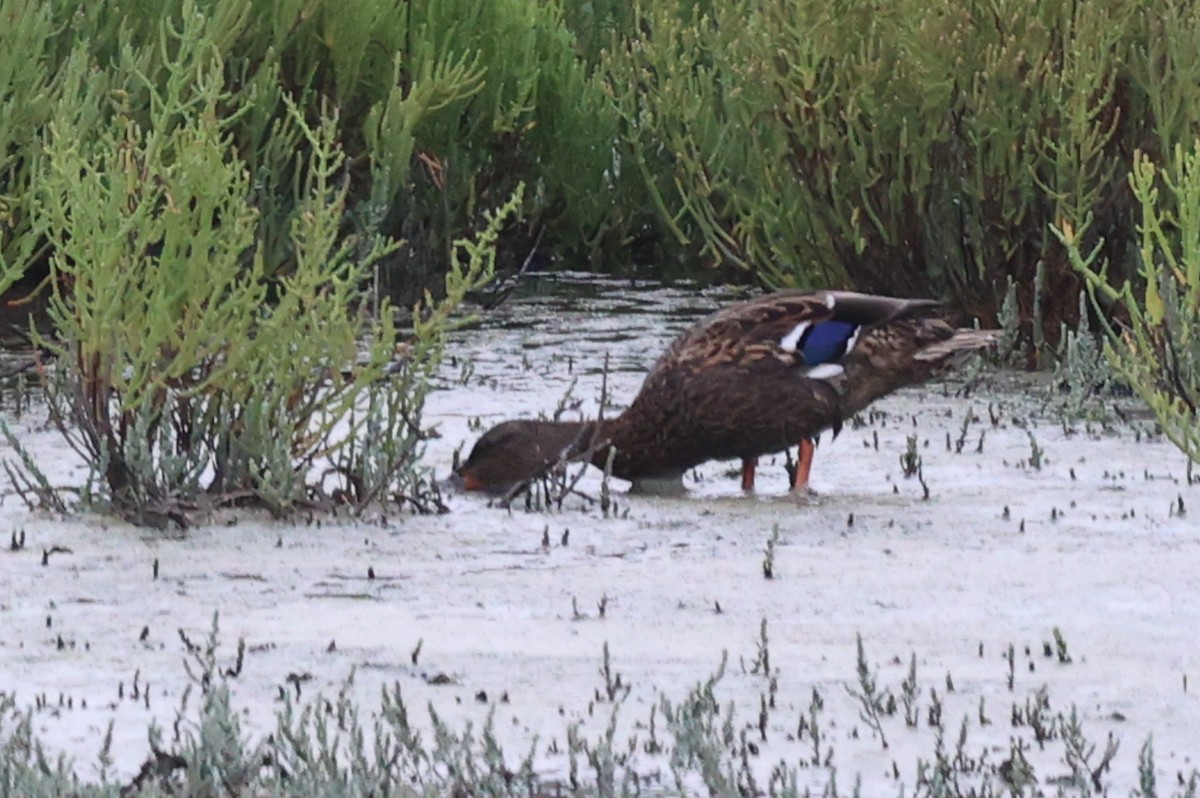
601 0 1200 355
0 0 636 311
0 0 58 294
1060 143 1200 464
1 7 517 525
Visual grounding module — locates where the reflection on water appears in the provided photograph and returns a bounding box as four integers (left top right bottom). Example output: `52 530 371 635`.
446 272 746 380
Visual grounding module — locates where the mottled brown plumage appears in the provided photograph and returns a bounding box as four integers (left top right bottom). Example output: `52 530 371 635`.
456 290 996 494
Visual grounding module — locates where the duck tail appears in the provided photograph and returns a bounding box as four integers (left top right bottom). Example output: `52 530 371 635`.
913 328 1000 365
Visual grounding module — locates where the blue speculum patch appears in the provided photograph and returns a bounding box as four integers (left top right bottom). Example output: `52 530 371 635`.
800 320 858 365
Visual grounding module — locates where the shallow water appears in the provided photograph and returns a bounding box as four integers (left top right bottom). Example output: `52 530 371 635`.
2 275 1199 793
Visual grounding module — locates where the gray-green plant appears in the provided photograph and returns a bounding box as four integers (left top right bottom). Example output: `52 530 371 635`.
847 633 890 750
0 5 519 524
1060 142 1200 466
762 524 780 579
4 625 1200 797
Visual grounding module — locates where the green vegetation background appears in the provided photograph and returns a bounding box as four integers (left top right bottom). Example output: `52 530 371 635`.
2 0 1197 313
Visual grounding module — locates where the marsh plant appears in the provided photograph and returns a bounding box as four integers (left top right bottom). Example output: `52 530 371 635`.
0 9 518 525
3 622 1196 797
598 0 1200 347
5 0 1200 351
0 0 639 307
1061 142 1200 467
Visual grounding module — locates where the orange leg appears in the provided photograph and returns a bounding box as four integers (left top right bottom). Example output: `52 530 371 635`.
792 439 815 492
740 457 757 491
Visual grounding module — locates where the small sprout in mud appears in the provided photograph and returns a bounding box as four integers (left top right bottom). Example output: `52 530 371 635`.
326 639 336 653
561 528 570 546
1184 673 1188 693
873 430 879 450
597 595 608 618
917 465 931 500
1171 494 1187 517
944 431 952 451
223 639 246 678
457 359 475 386
900 653 920 727
41 545 72 566
1027 431 1044 469
572 596 582 620
988 402 1001 427
900 435 920 478
411 638 423 665
139 626 149 643
974 429 986 453
10 528 26 550
1050 506 1058 521
644 705 661 754
999 739 1037 790
945 671 955 692
847 634 889 749
713 600 723 614
367 566 376 580
152 558 159 580
599 642 627 701
927 687 943 729
979 696 990 726
762 525 780 579
1061 708 1120 790
178 628 199 654
1053 627 1073 663
541 525 550 547
1019 518 1026 533
847 512 854 528
474 690 488 703
751 618 771 676
954 407 974 453
1070 467 1077 480
799 689 825 766
1002 505 1010 520
978 642 984 658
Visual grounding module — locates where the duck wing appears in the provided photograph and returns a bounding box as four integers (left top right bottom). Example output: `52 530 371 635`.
654 290 941 376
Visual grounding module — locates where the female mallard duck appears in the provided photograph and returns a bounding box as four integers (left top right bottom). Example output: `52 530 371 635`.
455 290 996 495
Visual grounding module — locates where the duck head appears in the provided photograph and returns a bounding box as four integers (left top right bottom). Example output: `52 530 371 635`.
453 419 599 493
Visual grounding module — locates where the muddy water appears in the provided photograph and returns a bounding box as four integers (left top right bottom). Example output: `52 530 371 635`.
3 275 1199 793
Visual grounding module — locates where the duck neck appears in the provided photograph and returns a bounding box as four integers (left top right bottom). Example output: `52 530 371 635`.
538 414 648 482
522 417 617 466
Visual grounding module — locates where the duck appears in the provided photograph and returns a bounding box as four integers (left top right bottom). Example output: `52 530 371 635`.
454 290 997 495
